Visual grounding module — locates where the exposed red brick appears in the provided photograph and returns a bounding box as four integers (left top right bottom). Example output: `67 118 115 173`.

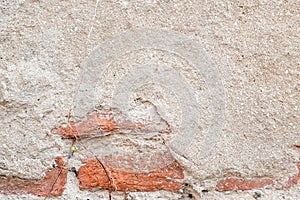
216 178 274 191
78 155 184 192
52 112 145 138
283 163 300 189
0 157 67 197
95 113 118 132
50 109 178 195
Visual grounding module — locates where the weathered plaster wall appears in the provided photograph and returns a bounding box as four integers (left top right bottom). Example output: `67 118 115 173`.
0 0 299 199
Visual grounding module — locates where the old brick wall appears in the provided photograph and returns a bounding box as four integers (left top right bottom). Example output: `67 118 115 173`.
0 0 299 199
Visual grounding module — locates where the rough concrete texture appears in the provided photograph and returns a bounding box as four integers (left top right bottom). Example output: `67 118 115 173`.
0 0 299 199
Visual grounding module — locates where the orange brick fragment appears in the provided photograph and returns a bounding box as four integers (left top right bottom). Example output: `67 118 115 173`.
0 157 67 197
95 113 118 132
52 112 145 138
283 159 300 189
216 178 273 191
78 157 184 192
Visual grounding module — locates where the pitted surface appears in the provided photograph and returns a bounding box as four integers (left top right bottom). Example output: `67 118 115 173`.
1 0 299 199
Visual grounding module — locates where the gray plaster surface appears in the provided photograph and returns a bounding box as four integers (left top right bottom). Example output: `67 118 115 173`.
1 0 299 199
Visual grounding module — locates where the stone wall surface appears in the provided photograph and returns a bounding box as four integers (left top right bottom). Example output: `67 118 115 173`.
0 0 299 199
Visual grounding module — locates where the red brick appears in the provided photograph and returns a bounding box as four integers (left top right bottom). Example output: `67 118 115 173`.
52 112 145 138
78 154 184 192
0 157 67 197
283 163 300 189
216 178 274 191
50 109 180 194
